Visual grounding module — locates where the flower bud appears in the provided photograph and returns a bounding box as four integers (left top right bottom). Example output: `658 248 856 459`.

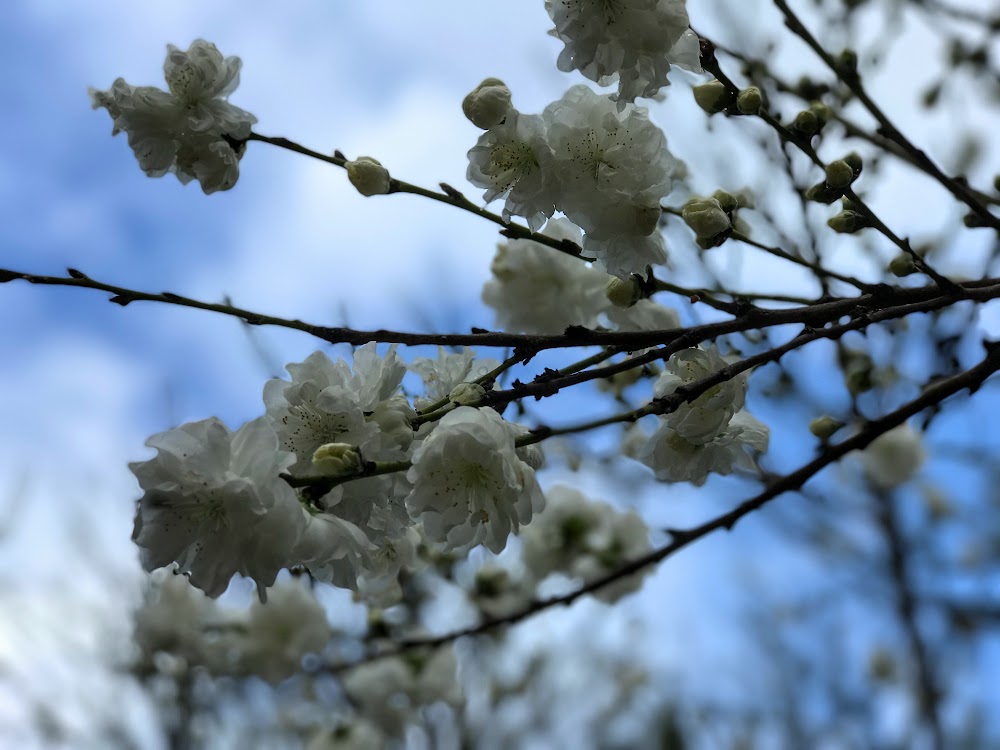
889 253 917 277
682 197 731 239
809 415 844 441
827 210 868 234
346 156 391 196
843 151 863 173
963 212 988 228
693 80 732 115
843 351 874 396
836 49 859 79
312 443 364 477
712 189 739 213
825 160 856 189
805 182 842 204
792 109 820 136
462 78 513 129
449 382 486 406
736 86 762 115
606 276 643 308
809 102 832 127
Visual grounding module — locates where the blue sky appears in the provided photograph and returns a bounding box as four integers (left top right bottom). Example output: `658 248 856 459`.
2 0 998 745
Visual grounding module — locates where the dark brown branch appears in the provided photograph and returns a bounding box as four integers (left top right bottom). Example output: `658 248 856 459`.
7 266 996 351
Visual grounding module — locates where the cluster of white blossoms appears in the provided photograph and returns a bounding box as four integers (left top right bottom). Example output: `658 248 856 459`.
545 0 701 105
91 40 255 193
134 570 330 684
466 83 681 277
520 485 652 603
130 344 546 602
630 347 769 485
483 217 681 334
342 647 463 738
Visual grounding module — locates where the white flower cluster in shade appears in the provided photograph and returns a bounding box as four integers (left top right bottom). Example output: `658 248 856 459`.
458 486 652 618
133 570 462 744
629 347 770 485
130 344 545 603
466 85 682 278
482 217 680 334
545 0 702 105
134 570 330 684
520 485 651 603
90 40 256 193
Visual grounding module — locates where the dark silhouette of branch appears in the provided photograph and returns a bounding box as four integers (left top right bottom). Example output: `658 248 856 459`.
6 266 997 352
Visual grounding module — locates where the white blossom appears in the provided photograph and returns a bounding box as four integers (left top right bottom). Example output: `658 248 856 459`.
462 560 535 618
343 647 463 737
410 347 500 411
132 568 241 673
482 218 609 333
292 510 375 591
583 230 667 278
520 485 651 602
654 347 748 444
90 40 256 193
862 423 926 489
605 298 680 331
545 0 700 105
635 410 769 485
467 110 557 230
130 417 308 601
543 86 677 275
237 577 331 684
406 406 545 553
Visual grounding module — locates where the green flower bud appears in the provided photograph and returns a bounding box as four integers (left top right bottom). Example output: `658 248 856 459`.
809 102 832 126
844 351 874 396
963 212 988 228
805 182 843 204
682 197 732 239
712 189 739 213
809 415 844 441
825 160 856 189
836 49 859 79
346 156 391 196
792 109 820 136
827 210 868 233
693 80 732 115
843 151 864 173
889 253 918 277
462 77 513 129
736 86 762 115
312 442 364 477
606 276 643 308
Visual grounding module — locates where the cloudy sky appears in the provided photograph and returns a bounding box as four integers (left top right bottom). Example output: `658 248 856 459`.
1 0 997 746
